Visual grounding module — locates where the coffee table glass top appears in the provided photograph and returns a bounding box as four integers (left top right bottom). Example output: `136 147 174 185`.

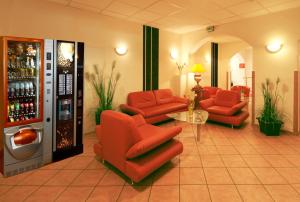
167 110 209 125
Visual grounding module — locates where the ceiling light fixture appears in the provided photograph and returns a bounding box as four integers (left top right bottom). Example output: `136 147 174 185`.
266 40 283 53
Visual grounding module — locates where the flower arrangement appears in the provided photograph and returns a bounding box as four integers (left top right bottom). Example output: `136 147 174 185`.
85 61 121 124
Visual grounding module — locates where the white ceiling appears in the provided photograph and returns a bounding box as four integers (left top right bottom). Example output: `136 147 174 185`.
47 0 300 33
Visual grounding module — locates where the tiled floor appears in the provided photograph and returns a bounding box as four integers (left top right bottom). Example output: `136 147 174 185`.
1 121 300 201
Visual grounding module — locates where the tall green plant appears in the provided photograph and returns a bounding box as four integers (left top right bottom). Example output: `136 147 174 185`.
259 77 282 123
85 61 121 113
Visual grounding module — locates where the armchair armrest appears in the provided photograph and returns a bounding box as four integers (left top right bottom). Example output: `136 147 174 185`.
199 98 215 109
231 101 248 112
120 104 145 116
126 126 182 159
173 96 189 104
132 114 146 127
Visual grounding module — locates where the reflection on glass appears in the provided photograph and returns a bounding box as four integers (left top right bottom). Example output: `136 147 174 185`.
57 42 74 68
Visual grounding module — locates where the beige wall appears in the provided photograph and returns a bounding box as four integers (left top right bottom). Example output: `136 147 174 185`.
182 7 300 132
0 0 178 134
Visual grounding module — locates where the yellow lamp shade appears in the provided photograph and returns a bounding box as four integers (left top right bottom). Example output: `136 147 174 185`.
191 64 206 73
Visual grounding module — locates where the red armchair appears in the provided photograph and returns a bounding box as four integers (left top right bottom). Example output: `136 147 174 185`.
120 89 188 124
199 90 249 127
202 86 221 99
94 110 183 183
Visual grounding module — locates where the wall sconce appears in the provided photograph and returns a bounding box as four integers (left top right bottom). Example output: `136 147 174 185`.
266 41 283 53
115 45 128 55
170 48 178 60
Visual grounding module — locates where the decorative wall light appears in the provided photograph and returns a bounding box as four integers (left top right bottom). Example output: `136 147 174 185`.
170 48 178 60
266 40 283 53
115 45 128 55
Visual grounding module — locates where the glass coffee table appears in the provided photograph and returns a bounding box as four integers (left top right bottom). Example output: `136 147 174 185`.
167 110 209 141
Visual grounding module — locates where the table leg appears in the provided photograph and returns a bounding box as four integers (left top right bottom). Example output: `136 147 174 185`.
197 124 201 141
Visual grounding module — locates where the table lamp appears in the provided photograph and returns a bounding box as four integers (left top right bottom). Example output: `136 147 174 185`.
191 64 206 85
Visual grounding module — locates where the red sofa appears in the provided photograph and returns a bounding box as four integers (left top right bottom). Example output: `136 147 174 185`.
94 110 183 183
202 86 221 100
231 85 250 97
120 89 188 124
199 90 249 127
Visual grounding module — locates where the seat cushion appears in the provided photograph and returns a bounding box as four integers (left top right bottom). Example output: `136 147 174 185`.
206 106 238 116
214 90 240 107
141 102 187 118
128 91 156 109
153 89 175 104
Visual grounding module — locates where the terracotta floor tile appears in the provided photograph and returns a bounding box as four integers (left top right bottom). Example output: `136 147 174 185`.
237 185 273 202
197 145 218 154
18 170 58 185
216 145 239 154
41 157 75 170
252 168 287 184
25 186 66 202
212 137 232 146
118 186 151 202
180 168 206 184
253 145 279 155
181 144 199 155
87 186 123 202
149 185 179 202
228 168 260 184
180 155 202 167
45 170 82 186
209 185 242 202
272 144 298 155
153 167 179 185
284 155 300 167
242 155 271 167
86 158 108 170
56 186 94 202
63 156 94 170
180 185 210 202
276 168 300 184
234 145 258 155
221 155 248 167
98 170 125 186
201 154 225 167
0 185 39 202
263 155 294 167
292 184 300 194
71 169 107 186
0 185 12 195
204 168 233 184
0 171 33 185
265 185 300 202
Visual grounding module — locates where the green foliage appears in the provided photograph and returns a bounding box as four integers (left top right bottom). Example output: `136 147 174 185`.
258 77 283 123
85 61 121 113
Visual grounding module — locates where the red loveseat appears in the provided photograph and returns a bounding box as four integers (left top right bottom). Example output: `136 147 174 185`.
199 90 249 127
94 110 183 183
120 89 188 124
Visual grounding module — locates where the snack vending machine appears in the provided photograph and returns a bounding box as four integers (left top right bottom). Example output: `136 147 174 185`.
0 36 44 176
43 40 84 163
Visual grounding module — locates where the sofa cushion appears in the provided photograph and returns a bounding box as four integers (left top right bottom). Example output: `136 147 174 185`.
206 106 237 116
141 102 187 118
153 89 175 104
203 86 220 97
128 91 156 109
214 90 240 107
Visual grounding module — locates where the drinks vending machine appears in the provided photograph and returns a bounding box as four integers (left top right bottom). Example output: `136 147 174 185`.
0 37 44 176
43 40 84 163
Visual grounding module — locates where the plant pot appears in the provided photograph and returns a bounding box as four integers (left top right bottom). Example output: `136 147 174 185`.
257 118 283 136
95 110 101 125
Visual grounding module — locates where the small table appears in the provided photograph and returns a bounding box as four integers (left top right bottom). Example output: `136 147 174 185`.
167 110 209 141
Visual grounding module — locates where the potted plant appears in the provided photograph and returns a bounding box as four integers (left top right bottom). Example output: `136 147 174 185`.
257 77 283 136
85 61 121 125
